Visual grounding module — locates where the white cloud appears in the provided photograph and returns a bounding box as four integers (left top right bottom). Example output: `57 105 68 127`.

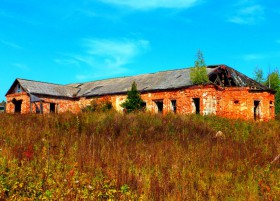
98 0 200 10
56 38 150 80
227 1 265 25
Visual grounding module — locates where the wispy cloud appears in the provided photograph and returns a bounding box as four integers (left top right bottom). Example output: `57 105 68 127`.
227 1 265 25
0 40 23 50
98 0 200 10
55 38 150 80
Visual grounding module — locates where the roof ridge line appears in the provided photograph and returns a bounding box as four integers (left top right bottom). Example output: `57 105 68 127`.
17 78 76 88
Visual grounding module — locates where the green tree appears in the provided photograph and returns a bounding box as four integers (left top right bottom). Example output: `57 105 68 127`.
264 70 280 114
121 81 145 113
253 67 265 83
265 70 280 90
190 50 209 84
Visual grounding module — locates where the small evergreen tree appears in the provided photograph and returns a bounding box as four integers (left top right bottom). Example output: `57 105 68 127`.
121 81 145 113
190 50 209 85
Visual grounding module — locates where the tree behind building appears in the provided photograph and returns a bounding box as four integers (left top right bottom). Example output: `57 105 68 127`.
190 50 209 85
253 67 280 114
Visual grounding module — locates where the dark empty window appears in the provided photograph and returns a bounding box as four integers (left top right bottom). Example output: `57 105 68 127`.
50 103 56 113
193 98 200 114
154 100 163 113
171 100 177 113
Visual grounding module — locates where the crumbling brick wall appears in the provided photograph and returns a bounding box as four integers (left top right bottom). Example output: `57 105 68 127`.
85 85 274 121
6 93 79 114
5 85 275 121
6 92 30 114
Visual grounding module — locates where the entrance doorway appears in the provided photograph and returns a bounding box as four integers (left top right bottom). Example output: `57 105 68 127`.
13 99 22 113
50 103 56 113
171 100 177 113
254 100 260 120
193 98 200 114
154 100 163 113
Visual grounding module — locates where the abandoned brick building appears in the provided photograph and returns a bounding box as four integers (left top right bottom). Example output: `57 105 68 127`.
6 65 275 120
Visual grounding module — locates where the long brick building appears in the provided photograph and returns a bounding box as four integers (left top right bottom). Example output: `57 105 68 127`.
5 65 275 120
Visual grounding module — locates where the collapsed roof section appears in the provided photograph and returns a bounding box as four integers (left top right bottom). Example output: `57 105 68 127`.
6 64 274 98
207 65 271 91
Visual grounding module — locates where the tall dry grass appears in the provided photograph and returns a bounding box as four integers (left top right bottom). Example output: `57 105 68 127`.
0 112 279 200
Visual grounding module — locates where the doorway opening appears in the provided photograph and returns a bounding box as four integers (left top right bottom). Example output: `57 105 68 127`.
171 100 177 113
154 100 163 113
193 98 200 114
50 103 56 113
254 100 260 120
13 99 22 113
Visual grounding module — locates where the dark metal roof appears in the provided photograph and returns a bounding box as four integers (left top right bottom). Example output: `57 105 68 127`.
6 65 273 98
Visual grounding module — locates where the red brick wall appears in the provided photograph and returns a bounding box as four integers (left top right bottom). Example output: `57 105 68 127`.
6 93 79 114
6 92 31 114
5 85 275 120
81 85 274 120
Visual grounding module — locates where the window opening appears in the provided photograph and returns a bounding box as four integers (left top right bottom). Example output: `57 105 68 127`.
254 100 260 120
193 98 200 114
50 103 56 113
171 100 177 113
234 100 239 104
269 101 274 117
17 85 21 93
0 106 4 112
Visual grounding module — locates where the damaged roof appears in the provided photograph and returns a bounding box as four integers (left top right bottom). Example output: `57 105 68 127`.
6 65 273 98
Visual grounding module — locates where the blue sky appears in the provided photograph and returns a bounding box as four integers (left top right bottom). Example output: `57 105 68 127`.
1 0 280 101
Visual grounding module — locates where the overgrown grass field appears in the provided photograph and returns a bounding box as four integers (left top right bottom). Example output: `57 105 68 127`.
0 112 279 200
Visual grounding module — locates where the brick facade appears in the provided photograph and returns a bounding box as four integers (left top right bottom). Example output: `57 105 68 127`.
6 84 275 121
